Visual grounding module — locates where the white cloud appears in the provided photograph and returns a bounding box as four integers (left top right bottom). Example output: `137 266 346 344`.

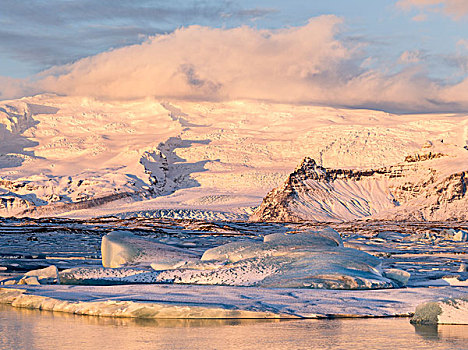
1 16 468 113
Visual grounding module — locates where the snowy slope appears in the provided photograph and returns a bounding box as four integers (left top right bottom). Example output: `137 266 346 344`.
251 142 468 222
0 94 467 218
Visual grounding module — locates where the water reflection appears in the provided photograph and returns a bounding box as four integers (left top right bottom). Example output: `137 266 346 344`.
412 324 440 340
413 322 468 342
1 304 467 350
0 304 283 328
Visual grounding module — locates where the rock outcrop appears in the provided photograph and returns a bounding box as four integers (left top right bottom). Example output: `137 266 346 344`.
251 144 468 222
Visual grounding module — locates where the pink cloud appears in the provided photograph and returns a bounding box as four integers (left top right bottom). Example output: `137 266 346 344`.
396 0 468 20
399 50 423 63
1 15 467 113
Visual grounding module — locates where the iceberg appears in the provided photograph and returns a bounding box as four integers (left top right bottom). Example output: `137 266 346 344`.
1 265 60 286
451 229 468 242
157 228 407 289
101 230 200 268
159 249 397 289
96 228 408 289
201 229 343 262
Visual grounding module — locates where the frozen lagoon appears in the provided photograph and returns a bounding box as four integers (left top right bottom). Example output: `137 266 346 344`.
0 218 467 320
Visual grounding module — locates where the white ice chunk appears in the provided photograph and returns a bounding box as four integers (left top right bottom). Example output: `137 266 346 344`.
263 228 343 246
383 268 411 286
150 261 190 271
101 231 199 268
411 295 468 325
18 276 40 285
451 229 468 242
202 229 342 263
201 241 267 262
162 248 395 289
23 265 59 284
376 231 409 241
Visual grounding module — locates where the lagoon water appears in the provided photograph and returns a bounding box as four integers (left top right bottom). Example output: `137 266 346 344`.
1 305 467 350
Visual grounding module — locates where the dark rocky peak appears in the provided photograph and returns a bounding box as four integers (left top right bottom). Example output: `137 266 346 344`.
404 152 447 163
290 157 396 183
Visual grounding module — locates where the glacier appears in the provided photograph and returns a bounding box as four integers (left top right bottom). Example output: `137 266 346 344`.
0 95 467 220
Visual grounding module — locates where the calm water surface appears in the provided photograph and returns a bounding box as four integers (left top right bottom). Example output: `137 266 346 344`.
0 304 467 350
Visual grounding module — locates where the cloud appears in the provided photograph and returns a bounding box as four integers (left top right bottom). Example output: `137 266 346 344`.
0 76 36 100
396 0 468 20
399 50 424 63
5 16 350 100
1 16 468 113
443 40 468 73
0 0 274 70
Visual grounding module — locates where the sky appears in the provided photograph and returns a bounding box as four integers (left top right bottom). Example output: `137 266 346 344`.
1 0 468 113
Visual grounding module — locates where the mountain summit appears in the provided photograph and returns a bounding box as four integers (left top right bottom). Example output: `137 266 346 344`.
251 142 468 222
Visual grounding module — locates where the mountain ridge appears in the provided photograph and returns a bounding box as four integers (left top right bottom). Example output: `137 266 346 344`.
251 143 468 222
0 94 466 219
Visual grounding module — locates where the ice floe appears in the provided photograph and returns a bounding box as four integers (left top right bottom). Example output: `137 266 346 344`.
1 284 467 319
167 229 407 289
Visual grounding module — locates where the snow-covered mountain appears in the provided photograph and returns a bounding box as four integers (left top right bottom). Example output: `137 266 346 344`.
251 142 468 222
0 94 467 219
